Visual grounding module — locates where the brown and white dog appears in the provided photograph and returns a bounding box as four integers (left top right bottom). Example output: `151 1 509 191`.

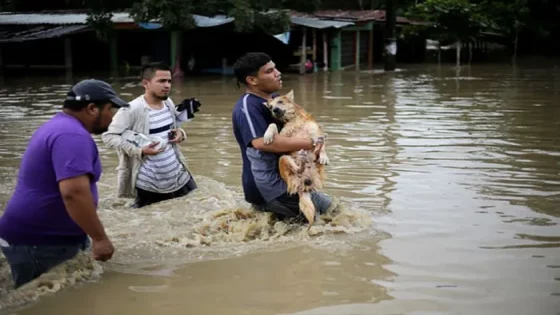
263 90 329 227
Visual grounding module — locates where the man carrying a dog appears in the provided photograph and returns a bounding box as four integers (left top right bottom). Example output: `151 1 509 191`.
0 79 122 288
102 62 201 208
231 52 333 222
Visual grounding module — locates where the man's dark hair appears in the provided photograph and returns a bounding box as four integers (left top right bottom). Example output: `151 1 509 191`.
233 52 272 87
141 62 172 81
63 90 109 111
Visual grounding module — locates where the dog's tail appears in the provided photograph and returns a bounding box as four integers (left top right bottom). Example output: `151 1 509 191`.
299 192 316 229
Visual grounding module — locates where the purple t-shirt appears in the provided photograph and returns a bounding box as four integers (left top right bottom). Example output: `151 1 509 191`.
0 112 101 245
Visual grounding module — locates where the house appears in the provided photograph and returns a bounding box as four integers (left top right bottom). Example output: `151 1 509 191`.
0 10 420 76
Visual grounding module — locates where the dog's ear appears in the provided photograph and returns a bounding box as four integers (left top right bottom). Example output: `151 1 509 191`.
285 90 294 102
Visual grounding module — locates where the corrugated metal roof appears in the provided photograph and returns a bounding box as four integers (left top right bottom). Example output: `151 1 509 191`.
194 14 234 27
0 10 420 30
137 15 234 29
290 16 353 29
0 25 88 42
308 10 382 22
292 10 423 25
0 12 234 27
0 12 131 25
357 10 423 25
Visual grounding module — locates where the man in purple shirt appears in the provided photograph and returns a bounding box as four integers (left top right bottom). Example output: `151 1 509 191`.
0 79 127 288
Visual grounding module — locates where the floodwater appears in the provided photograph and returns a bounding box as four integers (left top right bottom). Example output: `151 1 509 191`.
0 64 559 315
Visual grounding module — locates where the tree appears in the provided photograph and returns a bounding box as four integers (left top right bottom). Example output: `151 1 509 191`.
84 0 123 41
1 0 320 38
320 0 416 11
405 0 487 66
127 0 319 34
0 0 17 11
479 0 529 63
125 0 319 72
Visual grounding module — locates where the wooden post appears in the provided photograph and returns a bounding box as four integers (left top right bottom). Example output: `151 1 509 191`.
355 30 360 70
368 27 374 69
0 45 3 75
312 29 317 73
300 69 308 106
456 40 461 67
329 29 341 71
384 0 397 71
323 32 328 71
171 30 184 77
222 57 227 75
109 33 118 74
300 27 307 75
171 31 177 68
64 37 72 71
170 30 183 69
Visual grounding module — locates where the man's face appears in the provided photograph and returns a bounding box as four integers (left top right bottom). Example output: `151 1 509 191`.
90 103 116 135
248 61 282 94
143 70 172 100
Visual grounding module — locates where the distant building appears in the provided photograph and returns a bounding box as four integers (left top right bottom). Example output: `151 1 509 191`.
0 10 421 76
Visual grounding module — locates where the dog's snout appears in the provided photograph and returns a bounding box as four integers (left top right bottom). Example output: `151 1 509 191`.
304 179 313 186
273 107 281 114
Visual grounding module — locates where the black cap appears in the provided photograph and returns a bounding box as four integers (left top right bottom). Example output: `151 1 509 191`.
67 79 129 108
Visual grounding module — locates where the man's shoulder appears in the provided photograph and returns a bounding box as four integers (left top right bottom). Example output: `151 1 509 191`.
32 124 95 158
128 95 175 112
51 132 95 149
233 93 247 107
246 94 268 108
128 95 145 109
233 94 268 114
39 114 90 138
232 94 246 117
164 97 175 106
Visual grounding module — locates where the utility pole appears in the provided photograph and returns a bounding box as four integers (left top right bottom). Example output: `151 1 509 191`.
384 0 397 71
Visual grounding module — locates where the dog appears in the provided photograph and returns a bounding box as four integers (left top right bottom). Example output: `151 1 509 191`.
263 90 329 228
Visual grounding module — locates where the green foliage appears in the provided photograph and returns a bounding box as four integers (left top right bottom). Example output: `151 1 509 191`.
405 0 487 44
479 0 529 35
282 0 320 13
86 11 113 41
129 0 196 30
0 0 17 11
83 0 118 41
319 0 416 11
5 0 556 55
126 0 319 34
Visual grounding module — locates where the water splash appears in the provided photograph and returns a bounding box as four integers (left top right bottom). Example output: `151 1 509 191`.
0 175 372 313
0 253 103 314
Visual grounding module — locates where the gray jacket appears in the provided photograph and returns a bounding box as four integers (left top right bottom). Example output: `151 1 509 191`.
101 95 191 198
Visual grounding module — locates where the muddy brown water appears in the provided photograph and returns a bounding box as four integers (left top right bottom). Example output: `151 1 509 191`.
0 64 559 315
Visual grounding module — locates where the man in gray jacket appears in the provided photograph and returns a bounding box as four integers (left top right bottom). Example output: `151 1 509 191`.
102 62 199 208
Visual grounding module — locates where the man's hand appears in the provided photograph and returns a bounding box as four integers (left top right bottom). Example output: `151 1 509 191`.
92 238 114 262
142 142 164 156
177 98 201 119
168 128 184 144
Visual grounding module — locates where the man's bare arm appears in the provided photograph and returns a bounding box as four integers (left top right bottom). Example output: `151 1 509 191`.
59 175 108 242
59 175 114 261
251 135 313 153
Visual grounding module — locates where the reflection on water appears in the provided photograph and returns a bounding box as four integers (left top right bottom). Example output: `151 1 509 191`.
0 64 559 314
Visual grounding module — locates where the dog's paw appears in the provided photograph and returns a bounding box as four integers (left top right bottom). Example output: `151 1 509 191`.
318 153 329 165
263 130 275 144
